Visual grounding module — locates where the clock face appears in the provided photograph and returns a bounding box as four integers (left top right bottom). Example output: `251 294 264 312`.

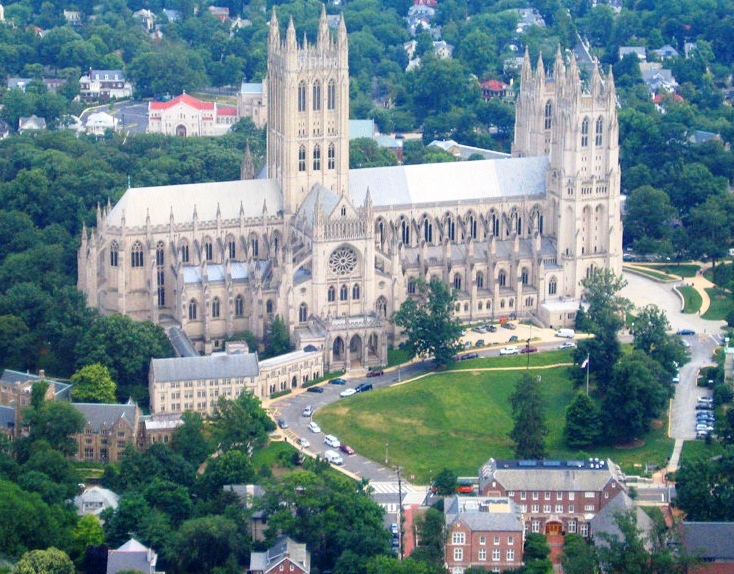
329 246 357 276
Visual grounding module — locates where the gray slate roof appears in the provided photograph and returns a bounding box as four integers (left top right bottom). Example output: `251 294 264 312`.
480 458 624 492
151 352 259 383
445 496 524 532
73 402 138 432
0 369 72 399
590 492 653 549
680 522 734 561
107 538 156 574
250 536 309 573
349 156 548 209
0 406 14 429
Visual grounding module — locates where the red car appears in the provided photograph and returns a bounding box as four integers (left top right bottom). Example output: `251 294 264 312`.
366 369 384 377
340 444 355 455
520 346 538 354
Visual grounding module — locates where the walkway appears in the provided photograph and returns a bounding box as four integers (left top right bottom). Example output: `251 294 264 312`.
624 262 716 314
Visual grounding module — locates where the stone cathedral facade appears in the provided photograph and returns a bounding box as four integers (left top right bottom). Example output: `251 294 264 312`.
78 7 622 373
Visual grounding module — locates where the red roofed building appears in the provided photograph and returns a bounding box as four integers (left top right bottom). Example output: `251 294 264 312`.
481 79 513 101
148 93 239 137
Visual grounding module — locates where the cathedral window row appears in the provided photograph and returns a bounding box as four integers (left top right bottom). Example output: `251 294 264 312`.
327 284 360 302
131 241 144 268
187 294 248 321
297 79 337 113
299 144 336 172
581 116 604 148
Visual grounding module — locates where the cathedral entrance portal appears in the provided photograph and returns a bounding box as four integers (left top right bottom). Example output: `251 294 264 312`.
175 124 187 137
368 333 379 359
333 337 345 363
349 335 362 367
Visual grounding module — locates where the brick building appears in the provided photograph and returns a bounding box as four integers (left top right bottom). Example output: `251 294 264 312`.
73 401 141 464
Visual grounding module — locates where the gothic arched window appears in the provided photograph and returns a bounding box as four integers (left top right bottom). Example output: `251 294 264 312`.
204 240 213 261
447 217 455 241
299 303 308 323
581 117 589 147
521 268 529 285
228 238 236 259
595 116 603 146
549 277 557 295
544 100 552 130
498 270 507 287
453 273 462 290
180 240 189 263
298 81 306 112
312 81 321 111
352 284 360 300
476 271 484 289
110 241 119 267
235 295 244 317
131 241 144 268
408 279 416 294
328 286 336 302
156 242 164 267
328 143 335 169
401 219 410 245
327 80 336 110
340 284 348 301
313 144 321 170
212 297 221 318
298 145 306 172
423 218 432 243
266 300 273 315
188 299 197 320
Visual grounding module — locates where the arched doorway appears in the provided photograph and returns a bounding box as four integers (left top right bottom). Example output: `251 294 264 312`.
546 521 562 535
332 337 345 363
175 124 187 136
349 334 362 366
368 333 379 359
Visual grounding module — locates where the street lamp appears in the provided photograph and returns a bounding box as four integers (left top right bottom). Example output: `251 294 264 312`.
385 442 389 465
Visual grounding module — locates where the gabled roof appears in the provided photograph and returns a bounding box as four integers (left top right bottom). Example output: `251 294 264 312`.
681 522 734 561
250 536 310 573
73 402 139 432
150 93 215 111
74 486 120 515
445 496 524 533
590 492 654 549
151 352 259 383
481 79 510 91
107 538 156 574
480 458 625 492
0 369 72 399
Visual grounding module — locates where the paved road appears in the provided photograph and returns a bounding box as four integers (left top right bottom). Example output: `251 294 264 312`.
80 100 149 134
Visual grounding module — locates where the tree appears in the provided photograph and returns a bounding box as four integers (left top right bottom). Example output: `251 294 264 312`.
561 533 598 574
13 547 74 574
624 185 676 254
391 277 463 369
169 516 245 574
675 446 734 521
70 363 117 403
198 449 255 499
509 372 548 459
262 315 292 359
170 410 211 466
410 508 445 566
523 532 553 574
70 515 105 567
564 392 602 449
24 400 85 457
0 480 63 558
431 468 457 496
209 392 275 453
631 305 687 376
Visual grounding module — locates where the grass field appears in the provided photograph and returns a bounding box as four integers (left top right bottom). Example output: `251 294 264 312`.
315 353 673 481
678 285 703 314
703 286 734 320
387 348 412 367
644 263 700 278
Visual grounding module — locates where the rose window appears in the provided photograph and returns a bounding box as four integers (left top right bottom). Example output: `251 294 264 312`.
329 247 357 276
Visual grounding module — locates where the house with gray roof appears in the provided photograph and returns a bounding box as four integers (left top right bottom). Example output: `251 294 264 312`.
249 536 310 574
589 491 654 550
72 400 140 464
107 538 160 574
680 522 734 572
74 486 120 517
445 496 524 572
0 369 72 436
479 458 626 538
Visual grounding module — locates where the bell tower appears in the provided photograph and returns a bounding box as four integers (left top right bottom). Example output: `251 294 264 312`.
266 6 350 215
513 48 622 297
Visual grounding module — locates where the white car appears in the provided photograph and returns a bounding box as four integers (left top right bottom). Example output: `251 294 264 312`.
558 341 576 350
340 388 357 397
499 346 519 356
698 396 714 404
297 437 310 448
324 434 341 448
302 405 313 417
308 421 321 433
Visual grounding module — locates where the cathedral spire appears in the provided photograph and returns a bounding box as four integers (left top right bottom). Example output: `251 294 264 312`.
286 16 296 50
521 46 532 85
269 8 279 48
318 3 329 48
241 144 255 180
591 60 602 96
338 12 347 53
606 67 616 101
536 53 545 80
553 46 565 80
567 52 580 93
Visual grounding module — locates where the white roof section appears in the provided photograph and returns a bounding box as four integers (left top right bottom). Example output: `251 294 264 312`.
107 179 283 228
348 156 547 209
258 348 320 368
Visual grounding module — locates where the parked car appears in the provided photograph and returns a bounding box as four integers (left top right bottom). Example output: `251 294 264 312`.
339 444 355 455
277 418 288 429
302 405 313 417
366 369 384 378
340 388 357 397
324 450 343 465
696 404 714 411
499 346 519 355
297 437 310 448
390 523 399 536
502 322 517 330
555 328 576 338
456 481 474 494
324 434 341 448
307 386 324 393
356 382 373 393
558 341 576 350
329 377 347 385
460 352 479 361
520 346 538 354
698 396 714 404
508 335 519 343
486 324 497 332
677 329 696 336
472 327 486 333
308 421 321 433
672 375 680 384
475 339 485 347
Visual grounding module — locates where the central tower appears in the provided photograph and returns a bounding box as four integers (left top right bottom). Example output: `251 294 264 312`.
266 7 350 215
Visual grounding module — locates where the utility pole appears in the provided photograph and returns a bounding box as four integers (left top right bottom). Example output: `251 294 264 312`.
396 466 404 559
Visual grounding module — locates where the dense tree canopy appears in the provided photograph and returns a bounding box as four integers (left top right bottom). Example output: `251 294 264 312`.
509 372 548 459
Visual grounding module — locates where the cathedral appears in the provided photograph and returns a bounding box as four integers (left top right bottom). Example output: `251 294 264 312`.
78 7 622 372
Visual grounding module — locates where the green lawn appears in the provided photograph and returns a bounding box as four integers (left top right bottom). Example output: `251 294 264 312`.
645 263 701 278
315 354 673 482
679 285 703 314
387 348 412 367
703 286 734 320
679 439 726 467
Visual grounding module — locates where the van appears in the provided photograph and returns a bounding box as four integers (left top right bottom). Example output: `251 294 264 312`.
324 449 343 465
555 328 575 339
324 434 341 448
